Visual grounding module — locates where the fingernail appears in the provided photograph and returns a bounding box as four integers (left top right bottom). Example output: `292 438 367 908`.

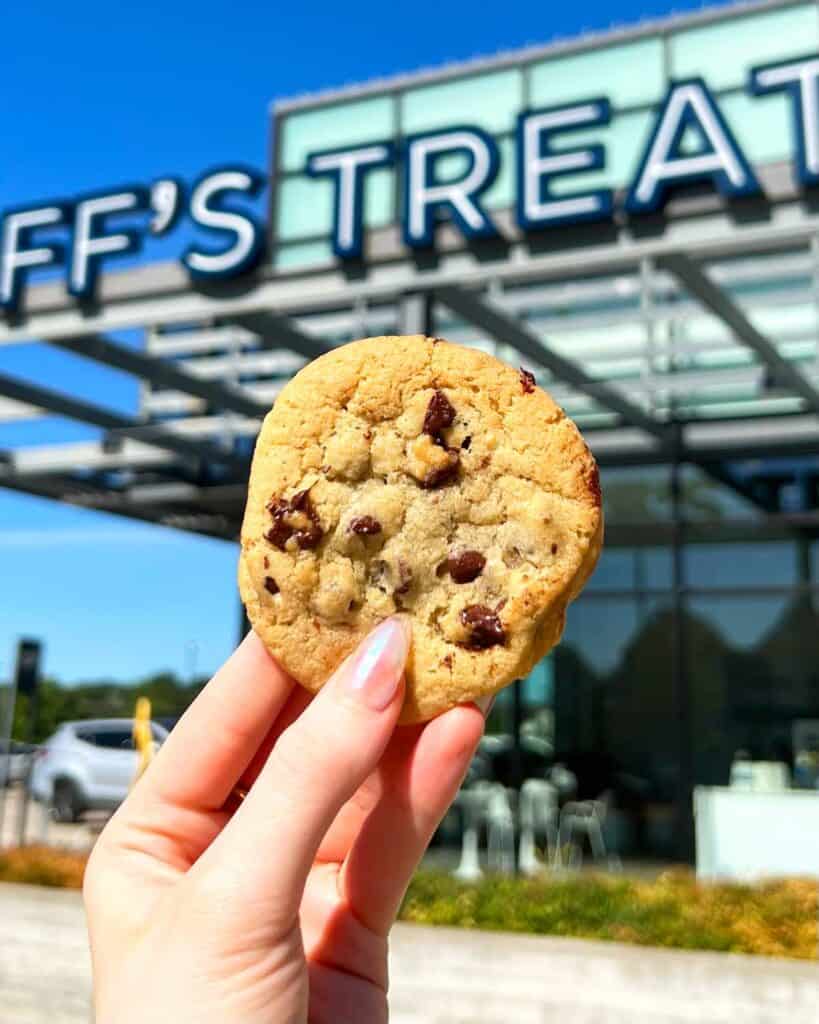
343 616 411 711
474 695 496 717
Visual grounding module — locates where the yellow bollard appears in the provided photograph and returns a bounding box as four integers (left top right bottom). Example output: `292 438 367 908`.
132 696 154 786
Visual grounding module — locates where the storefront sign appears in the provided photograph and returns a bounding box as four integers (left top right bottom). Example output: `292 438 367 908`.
1 53 817 311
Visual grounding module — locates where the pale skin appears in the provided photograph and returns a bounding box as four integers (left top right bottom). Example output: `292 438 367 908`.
84 617 486 1023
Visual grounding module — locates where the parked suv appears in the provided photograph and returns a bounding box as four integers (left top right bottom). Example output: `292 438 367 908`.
31 718 168 822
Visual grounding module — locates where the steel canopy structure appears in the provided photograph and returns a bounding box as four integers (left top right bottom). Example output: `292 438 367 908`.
2 0 819 543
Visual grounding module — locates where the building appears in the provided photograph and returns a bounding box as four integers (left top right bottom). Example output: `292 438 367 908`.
2 0 819 858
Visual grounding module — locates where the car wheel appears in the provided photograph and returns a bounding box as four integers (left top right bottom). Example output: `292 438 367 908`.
52 779 82 823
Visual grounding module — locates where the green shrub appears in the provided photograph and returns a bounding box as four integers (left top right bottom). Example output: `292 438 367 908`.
0 846 86 889
399 870 818 960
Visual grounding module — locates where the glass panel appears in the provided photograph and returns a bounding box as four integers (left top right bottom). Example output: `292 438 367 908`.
556 595 677 856
276 176 332 240
272 240 334 271
93 730 134 750
588 546 672 591
669 4 819 91
687 594 819 783
749 302 819 347
278 96 395 173
275 167 393 241
685 541 796 588
401 68 523 134
530 38 665 110
720 91 792 166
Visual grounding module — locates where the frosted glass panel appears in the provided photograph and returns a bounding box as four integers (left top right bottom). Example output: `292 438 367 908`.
276 177 332 239
530 38 665 110
273 240 334 270
280 97 395 172
721 92 792 165
402 69 523 134
276 168 394 240
750 302 819 339
669 4 819 90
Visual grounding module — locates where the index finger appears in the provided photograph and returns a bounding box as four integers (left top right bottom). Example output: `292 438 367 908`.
135 631 295 813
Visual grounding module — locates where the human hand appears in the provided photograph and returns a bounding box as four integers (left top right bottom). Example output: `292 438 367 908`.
84 617 485 1023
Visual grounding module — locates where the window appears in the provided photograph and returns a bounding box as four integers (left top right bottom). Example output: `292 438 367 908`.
90 730 134 751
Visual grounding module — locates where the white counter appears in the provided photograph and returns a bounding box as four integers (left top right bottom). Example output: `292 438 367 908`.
694 786 819 881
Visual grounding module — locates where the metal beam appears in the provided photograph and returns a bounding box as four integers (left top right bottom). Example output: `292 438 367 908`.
435 285 670 442
51 333 268 418
0 370 249 473
0 448 240 540
436 286 788 514
660 254 819 417
227 311 330 361
0 476 238 540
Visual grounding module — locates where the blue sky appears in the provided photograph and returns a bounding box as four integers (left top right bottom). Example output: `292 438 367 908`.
0 0 730 684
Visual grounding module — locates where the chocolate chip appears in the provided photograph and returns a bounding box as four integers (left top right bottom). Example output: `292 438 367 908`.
588 465 602 507
448 549 486 583
349 515 382 536
551 543 558 555
460 435 472 450
265 489 323 551
263 576 279 596
442 653 453 669
395 559 413 595
459 604 506 649
263 555 269 569
520 368 536 393
423 390 455 437
420 448 460 489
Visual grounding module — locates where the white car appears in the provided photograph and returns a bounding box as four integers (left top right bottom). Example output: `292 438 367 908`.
31 718 169 822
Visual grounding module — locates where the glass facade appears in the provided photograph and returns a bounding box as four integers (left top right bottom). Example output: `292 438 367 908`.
487 462 819 861
271 1 819 268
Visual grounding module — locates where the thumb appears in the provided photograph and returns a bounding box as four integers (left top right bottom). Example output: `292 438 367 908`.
191 616 409 927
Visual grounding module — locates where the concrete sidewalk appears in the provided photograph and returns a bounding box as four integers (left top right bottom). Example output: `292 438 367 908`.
1 882 816 1024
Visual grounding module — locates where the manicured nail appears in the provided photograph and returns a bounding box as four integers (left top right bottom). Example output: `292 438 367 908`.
474 695 495 717
344 616 411 711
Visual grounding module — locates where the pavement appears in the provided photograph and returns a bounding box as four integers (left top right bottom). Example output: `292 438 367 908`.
1 882 817 1024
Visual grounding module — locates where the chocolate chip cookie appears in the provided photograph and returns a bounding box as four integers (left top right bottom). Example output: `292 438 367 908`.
239 335 602 722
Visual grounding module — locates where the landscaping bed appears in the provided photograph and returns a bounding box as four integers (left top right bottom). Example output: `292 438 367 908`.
2 848 815 959
401 871 817 960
